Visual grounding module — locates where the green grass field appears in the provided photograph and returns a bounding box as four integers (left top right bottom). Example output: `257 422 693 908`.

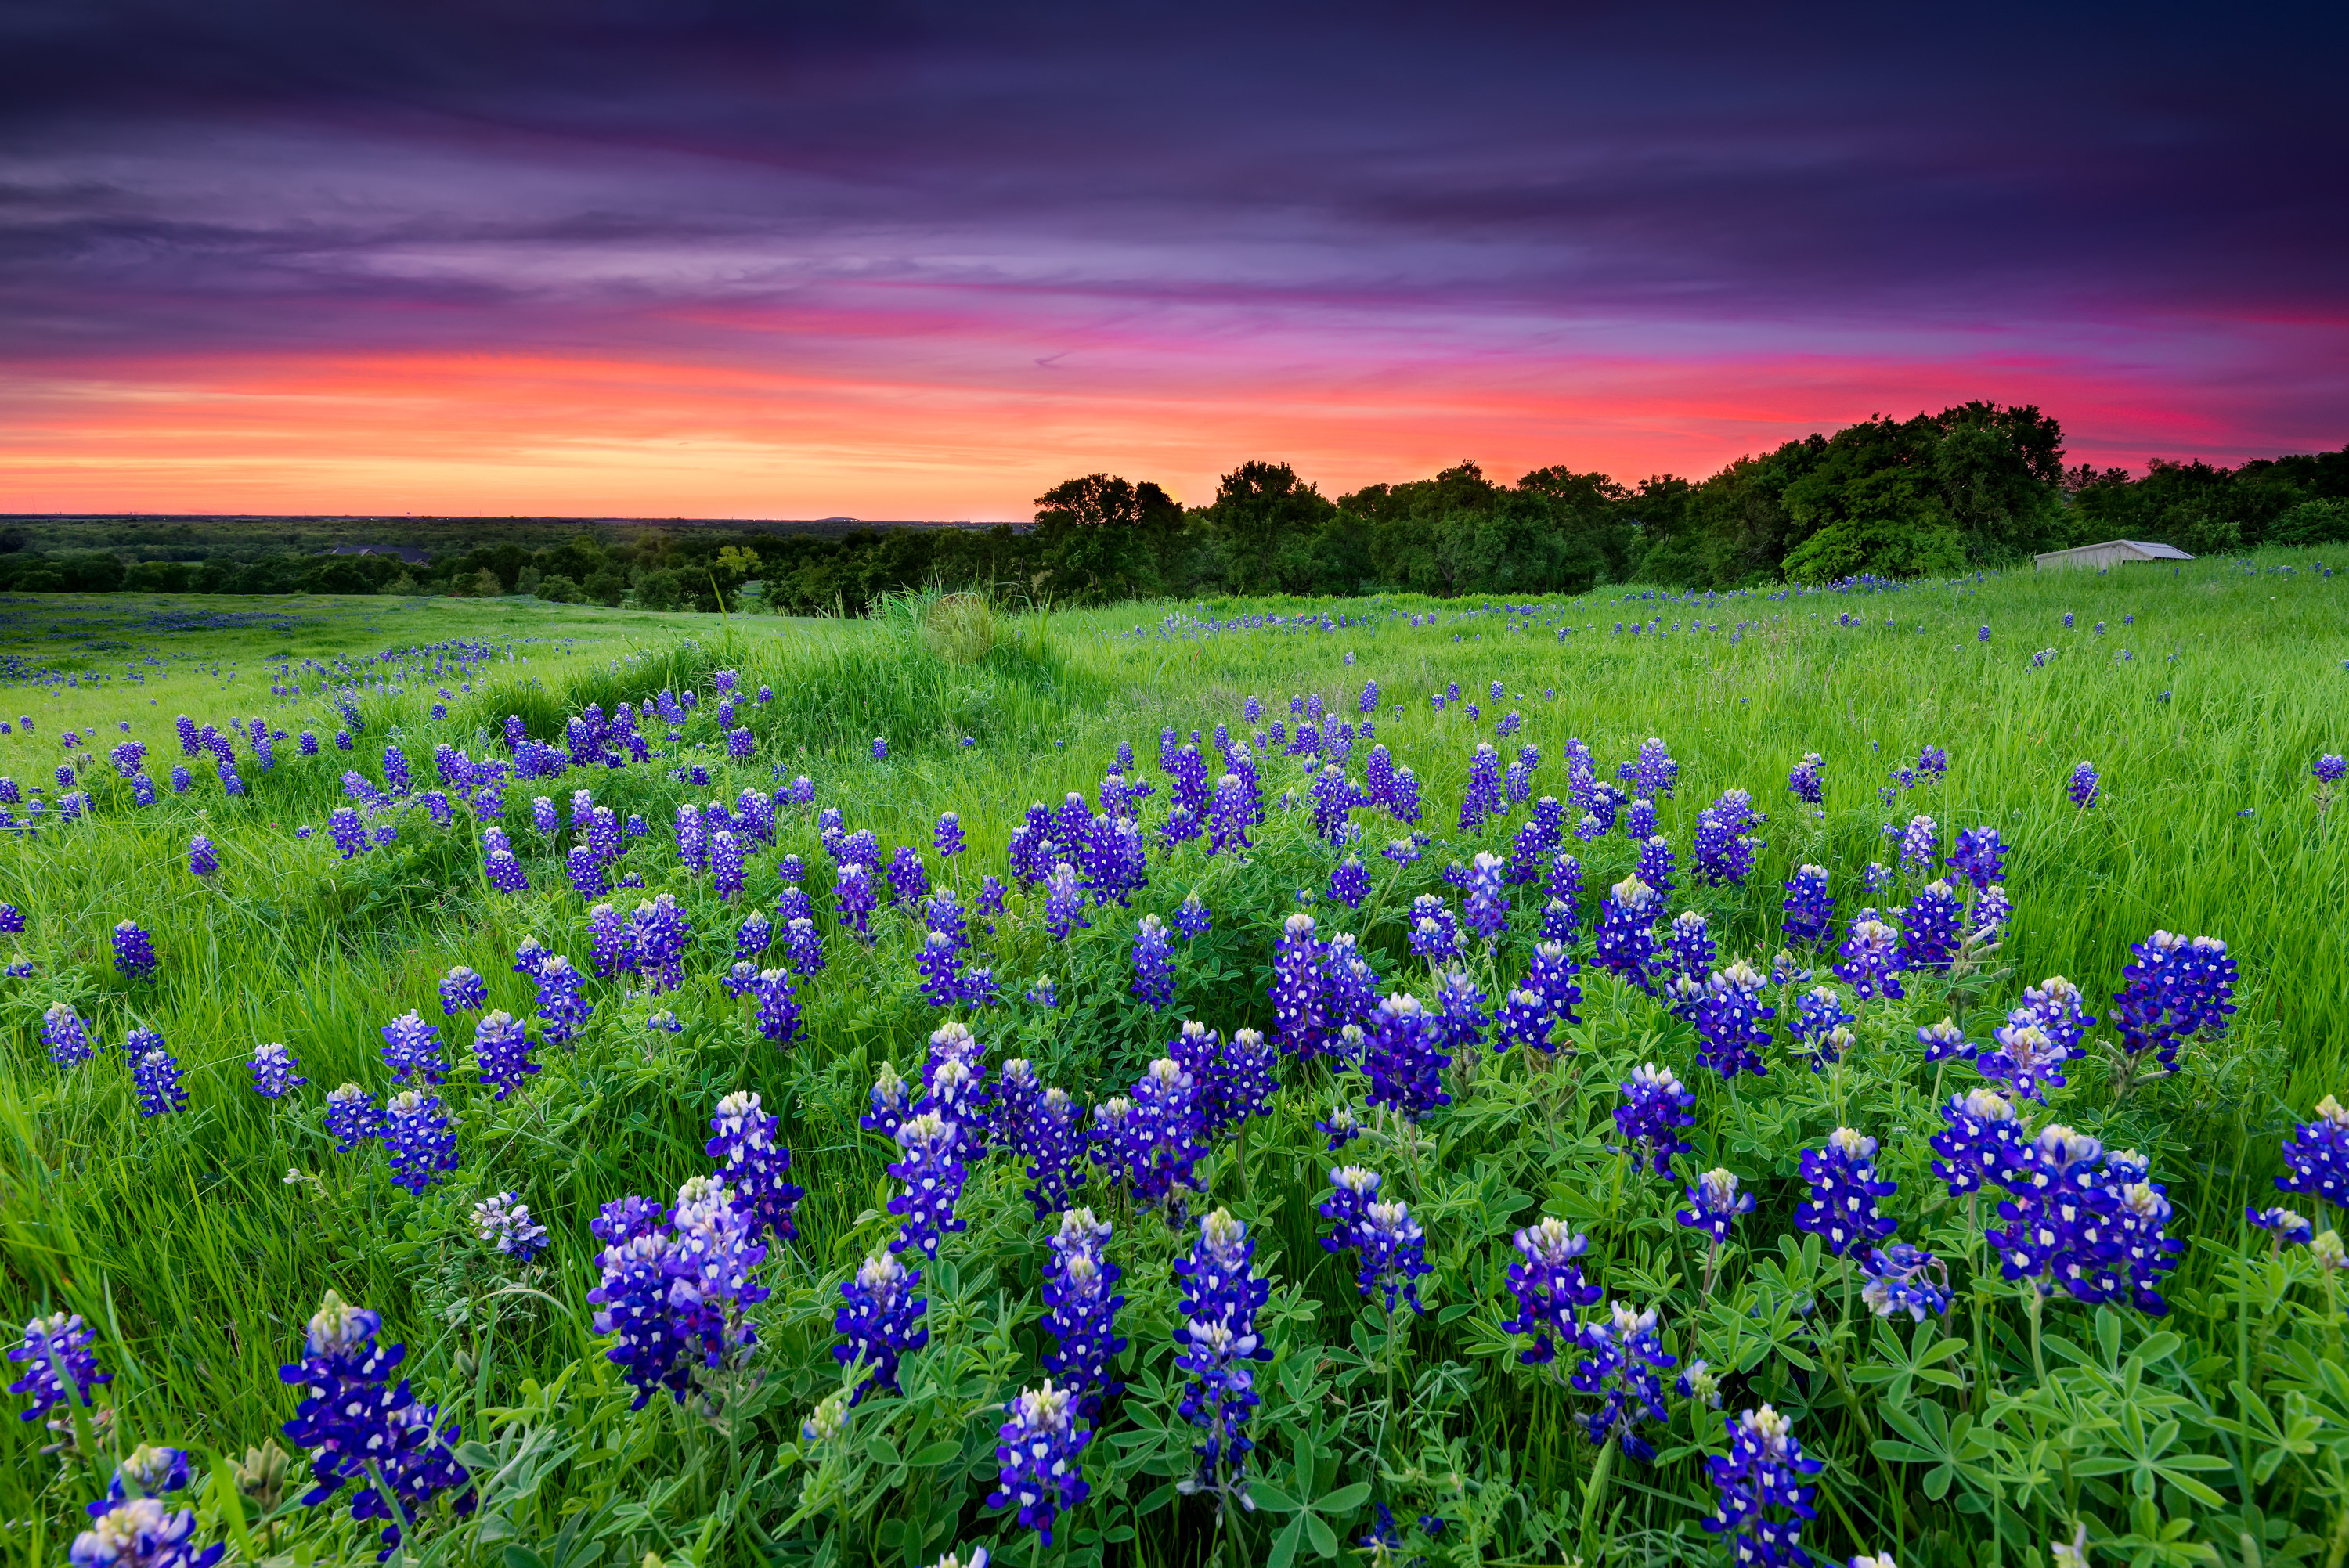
2 553 2345 1568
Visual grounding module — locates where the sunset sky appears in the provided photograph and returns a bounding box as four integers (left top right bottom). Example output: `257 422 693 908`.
3 1 2344 519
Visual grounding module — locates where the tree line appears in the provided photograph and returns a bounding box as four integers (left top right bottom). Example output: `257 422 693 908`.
2 402 2342 607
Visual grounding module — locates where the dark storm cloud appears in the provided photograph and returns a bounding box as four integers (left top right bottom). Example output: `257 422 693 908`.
5 1 2344 348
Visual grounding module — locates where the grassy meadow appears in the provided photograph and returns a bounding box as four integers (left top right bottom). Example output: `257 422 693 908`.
2 553 2346 1568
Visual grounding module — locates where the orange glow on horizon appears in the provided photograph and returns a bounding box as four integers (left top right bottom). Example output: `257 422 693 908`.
0 339 2319 519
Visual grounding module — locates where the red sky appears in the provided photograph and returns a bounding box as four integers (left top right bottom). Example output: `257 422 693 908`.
3 3 2343 517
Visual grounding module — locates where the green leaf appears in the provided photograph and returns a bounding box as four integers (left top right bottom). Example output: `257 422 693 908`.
864 1433 901 1469
1252 1481 1305 1514
1319 1481 1373 1515
907 1440 961 1467
1268 1514 1308 1568
1304 1509 1340 1557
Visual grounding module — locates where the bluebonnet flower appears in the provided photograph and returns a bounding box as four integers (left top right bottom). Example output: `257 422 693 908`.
43 1002 93 1067
112 921 158 981
860 1061 914 1146
1666 910 1716 987
1328 856 1371 908
277 1292 476 1556
1949 825 2006 889
1620 737 1679 800
1573 1301 1676 1460
986 1381 1093 1546
383 1091 458 1194
1431 966 1489 1056
1041 1209 1126 1418
326 807 370 860
1351 1199 1431 1315
834 861 879 944
1113 1058 1209 1214
1042 863 1090 940
1386 766 1422 825
1967 884 2012 952
827 1249 929 1407
752 967 802 1047
1859 1244 1948 1320
1615 1063 1696 1177
1172 891 1211 940
1022 1087 1086 1218
1594 875 1662 992
1503 1217 1600 1366
535 955 592 1044
471 1193 550 1262
1901 881 1965 970
9 1310 113 1423
888 1112 969 1258
130 1033 188 1116
72 1497 225 1568
1701 1405 1824 1568
1316 1099 1362 1151
1318 1164 1382 1255
1407 894 1462 964
0 903 20 934
1458 743 1504 831
185 831 222 878
1861 861 1893 897
438 966 486 1014
1834 910 1907 1000
782 917 824 975
1172 1209 1273 1514
1989 1126 2181 1311
1916 1016 1974 1063
1677 1167 1755 1245
324 1084 383 1152
886 843 929 909
471 1012 536 1099
1930 1087 2026 1199
94 1441 195 1508
1976 1018 2072 1102
1308 764 1356 846
2247 1207 2314 1249
485 849 528 893
587 1223 691 1410
2066 761 2100 808
380 1011 446 1083
1365 993 1452 1120
1207 774 1253 854
665 1175 772 1372
1787 753 1824 806
1463 852 1508 943
1795 1128 1899 1256
1267 912 1330 1058
2111 930 2236 1076
2278 1096 2349 1209
1635 834 1676 896
1025 973 1059 1008
1690 961 1773 1080
1130 915 1176 1010
700 1089 803 1249
1693 790 1763 888
247 1041 305 1098
565 846 608 899
1897 815 1938 878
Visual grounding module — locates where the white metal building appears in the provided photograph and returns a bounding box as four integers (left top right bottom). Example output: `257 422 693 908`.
2033 539 2195 570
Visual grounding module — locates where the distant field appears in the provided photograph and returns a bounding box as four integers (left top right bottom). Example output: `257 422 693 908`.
2 551 2344 1568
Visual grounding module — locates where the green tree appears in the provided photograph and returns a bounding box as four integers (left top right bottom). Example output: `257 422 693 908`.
1203 461 1336 593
